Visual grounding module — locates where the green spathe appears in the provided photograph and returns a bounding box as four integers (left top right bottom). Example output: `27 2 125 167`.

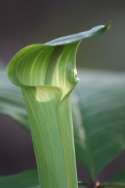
7 24 109 188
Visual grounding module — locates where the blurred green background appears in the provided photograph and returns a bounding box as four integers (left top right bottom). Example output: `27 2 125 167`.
0 0 125 71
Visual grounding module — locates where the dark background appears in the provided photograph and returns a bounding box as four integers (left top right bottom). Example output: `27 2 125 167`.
0 0 125 179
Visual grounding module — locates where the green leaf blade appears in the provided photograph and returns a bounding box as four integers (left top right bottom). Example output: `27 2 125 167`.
74 71 125 179
0 69 28 127
0 169 39 188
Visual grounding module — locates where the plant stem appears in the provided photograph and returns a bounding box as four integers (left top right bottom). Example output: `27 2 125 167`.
22 86 78 188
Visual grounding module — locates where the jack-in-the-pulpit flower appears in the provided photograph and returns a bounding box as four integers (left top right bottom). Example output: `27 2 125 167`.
7 24 109 188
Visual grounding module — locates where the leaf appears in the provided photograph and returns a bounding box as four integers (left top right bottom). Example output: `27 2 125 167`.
74 71 125 179
0 169 39 188
0 68 28 128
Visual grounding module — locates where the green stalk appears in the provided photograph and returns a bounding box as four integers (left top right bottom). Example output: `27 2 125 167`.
7 24 109 188
22 87 77 188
